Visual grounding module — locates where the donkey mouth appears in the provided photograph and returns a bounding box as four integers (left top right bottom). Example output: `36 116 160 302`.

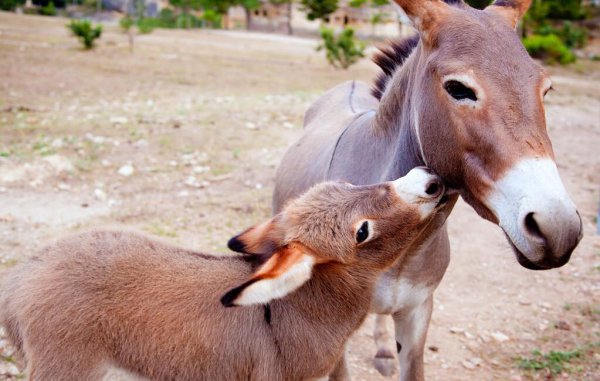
504 234 572 271
435 188 458 209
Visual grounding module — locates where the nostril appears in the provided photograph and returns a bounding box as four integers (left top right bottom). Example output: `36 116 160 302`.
524 212 545 241
425 181 442 197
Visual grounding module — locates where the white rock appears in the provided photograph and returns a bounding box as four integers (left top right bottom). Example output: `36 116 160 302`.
85 133 106 145
0 362 20 376
245 122 258 130
450 327 464 334
57 183 70 191
283 122 294 129
94 188 107 201
101 159 111 167
43 154 74 173
110 116 128 124
117 164 134 177
192 166 210 174
491 331 509 342
51 138 64 148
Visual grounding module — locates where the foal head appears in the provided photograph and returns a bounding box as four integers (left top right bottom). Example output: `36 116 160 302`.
385 0 582 269
222 168 445 307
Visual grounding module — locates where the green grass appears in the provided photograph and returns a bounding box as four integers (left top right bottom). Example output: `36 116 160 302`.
518 348 581 374
516 344 599 375
145 223 178 238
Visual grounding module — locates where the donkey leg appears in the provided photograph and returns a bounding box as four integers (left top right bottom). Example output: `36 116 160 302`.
328 350 351 381
373 314 396 377
392 296 433 381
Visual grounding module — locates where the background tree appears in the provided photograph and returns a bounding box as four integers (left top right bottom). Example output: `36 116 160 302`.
169 0 204 28
238 0 260 30
270 0 293 35
0 0 25 11
301 0 338 21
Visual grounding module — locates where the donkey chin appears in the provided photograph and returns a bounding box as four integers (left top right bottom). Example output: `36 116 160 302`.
487 158 583 271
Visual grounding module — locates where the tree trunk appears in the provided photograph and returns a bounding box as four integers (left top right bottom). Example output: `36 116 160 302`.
286 1 293 35
245 7 253 30
128 29 134 53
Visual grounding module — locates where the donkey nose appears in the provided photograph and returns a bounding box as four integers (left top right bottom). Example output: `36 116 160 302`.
424 178 444 198
392 167 445 205
518 206 582 269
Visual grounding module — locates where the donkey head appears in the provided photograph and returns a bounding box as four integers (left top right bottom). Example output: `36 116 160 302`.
392 0 582 269
221 168 445 307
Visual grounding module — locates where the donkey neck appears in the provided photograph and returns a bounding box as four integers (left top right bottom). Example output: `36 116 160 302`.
375 44 427 180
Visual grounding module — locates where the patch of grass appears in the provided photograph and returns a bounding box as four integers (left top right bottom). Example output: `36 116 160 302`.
0 150 10 157
1 353 17 364
517 347 589 375
563 303 572 311
0 258 19 269
145 223 178 238
210 163 234 176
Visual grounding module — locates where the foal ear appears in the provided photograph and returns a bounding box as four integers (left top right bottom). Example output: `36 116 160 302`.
393 0 450 46
486 0 532 29
221 243 316 307
228 217 284 256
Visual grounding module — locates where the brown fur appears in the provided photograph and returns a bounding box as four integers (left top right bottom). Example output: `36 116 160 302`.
0 178 441 381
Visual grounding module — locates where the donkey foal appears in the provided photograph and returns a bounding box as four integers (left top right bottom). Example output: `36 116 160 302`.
0 168 446 381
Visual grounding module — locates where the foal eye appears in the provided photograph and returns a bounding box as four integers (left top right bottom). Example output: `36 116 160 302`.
444 80 477 102
355 221 370 244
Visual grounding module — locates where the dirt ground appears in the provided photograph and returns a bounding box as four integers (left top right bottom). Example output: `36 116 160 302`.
0 12 599 381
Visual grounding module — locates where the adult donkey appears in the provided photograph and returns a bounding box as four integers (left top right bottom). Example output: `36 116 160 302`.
273 0 583 380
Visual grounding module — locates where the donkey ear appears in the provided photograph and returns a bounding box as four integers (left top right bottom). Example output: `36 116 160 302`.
393 0 450 46
228 217 284 256
221 244 315 307
486 0 532 29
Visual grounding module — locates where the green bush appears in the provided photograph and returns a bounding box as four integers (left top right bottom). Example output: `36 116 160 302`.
67 20 102 50
39 1 56 16
201 9 222 28
120 15 135 32
537 22 587 49
317 27 365 69
137 18 155 34
558 21 587 49
523 34 576 65
0 0 25 11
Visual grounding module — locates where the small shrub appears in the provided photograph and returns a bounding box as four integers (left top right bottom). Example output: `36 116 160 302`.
536 22 588 49
120 15 134 32
39 1 56 16
137 18 155 34
317 27 365 69
67 20 102 50
518 348 583 375
558 21 587 49
522 34 575 65
201 9 222 28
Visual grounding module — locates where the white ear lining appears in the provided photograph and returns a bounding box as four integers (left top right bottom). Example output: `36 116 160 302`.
233 255 315 306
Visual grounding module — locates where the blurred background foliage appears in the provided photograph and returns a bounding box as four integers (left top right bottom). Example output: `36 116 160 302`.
1 0 599 66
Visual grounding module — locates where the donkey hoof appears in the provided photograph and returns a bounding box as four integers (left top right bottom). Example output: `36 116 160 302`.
374 349 396 377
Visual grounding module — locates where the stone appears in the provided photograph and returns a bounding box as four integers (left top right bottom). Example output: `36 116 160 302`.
117 164 134 177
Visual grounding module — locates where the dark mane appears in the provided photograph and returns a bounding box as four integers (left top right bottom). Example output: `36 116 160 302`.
371 35 419 100
371 0 466 100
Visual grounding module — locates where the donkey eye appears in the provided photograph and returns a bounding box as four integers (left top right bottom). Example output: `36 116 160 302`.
355 221 370 244
444 80 477 102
